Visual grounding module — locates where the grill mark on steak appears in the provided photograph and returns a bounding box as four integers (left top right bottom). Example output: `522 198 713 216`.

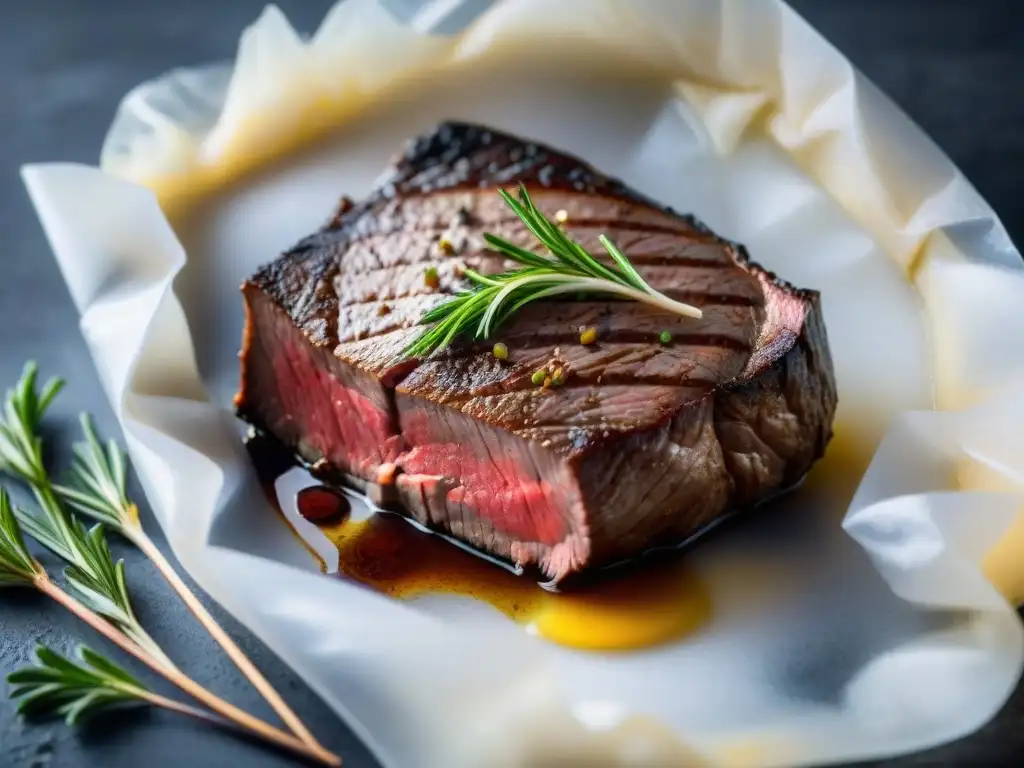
238 121 838 583
327 216 700 242
338 232 735 276
295 191 701 256
662 293 758 307
333 299 762 351
297 189 727 280
438 330 754 350
337 280 759 310
338 261 755 305
490 326 755 350
401 382 718 416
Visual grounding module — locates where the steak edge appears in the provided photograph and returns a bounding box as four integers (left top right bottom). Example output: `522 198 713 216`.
236 122 838 583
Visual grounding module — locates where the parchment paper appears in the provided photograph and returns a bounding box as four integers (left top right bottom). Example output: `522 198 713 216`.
20 1 1024 766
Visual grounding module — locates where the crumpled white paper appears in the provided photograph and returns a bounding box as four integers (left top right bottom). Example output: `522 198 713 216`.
20 1 1024 766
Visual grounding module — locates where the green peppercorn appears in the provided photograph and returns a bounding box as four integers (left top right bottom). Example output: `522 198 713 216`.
424 266 440 288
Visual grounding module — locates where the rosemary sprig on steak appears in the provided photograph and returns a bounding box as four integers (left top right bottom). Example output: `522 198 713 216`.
402 183 703 358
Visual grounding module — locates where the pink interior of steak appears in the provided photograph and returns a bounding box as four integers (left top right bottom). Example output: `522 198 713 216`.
395 400 580 547
236 122 837 582
239 288 405 498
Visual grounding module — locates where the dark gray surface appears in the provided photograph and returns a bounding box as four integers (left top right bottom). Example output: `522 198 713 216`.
0 1 1022 766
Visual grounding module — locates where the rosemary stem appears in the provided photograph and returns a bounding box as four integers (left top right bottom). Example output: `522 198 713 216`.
33 574 341 767
127 522 326 753
121 620 179 674
134 689 234 729
537 277 704 319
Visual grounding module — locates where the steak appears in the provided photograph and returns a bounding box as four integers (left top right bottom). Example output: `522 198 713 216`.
236 122 837 584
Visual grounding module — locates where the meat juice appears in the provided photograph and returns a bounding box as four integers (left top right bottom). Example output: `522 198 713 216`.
248 432 712 652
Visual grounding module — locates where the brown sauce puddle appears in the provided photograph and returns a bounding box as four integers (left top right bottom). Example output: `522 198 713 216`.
247 433 712 652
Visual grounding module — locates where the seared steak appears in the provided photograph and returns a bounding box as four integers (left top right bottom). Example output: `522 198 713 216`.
236 122 837 583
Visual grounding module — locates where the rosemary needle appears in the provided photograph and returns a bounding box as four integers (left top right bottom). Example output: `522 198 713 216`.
403 183 702 358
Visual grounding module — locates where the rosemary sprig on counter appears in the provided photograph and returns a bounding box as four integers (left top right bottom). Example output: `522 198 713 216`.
10 645 151 725
10 645 226 729
52 413 325 753
0 364 173 670
0 363 340 766
0 503 337 764
403 183 703 358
